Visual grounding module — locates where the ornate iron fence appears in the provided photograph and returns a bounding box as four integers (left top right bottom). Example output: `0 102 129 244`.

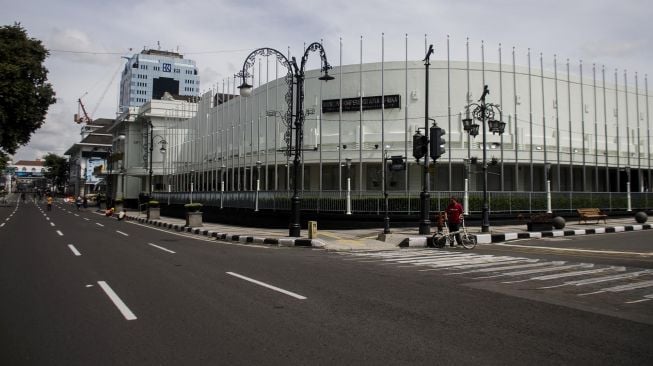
152 191 653 214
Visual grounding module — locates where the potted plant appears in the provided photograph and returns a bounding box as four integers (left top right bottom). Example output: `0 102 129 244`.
148 200 160 220
184 203 203 227
526 213 553 232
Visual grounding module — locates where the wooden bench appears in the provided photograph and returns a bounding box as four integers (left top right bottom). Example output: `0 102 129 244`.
577 208 607 224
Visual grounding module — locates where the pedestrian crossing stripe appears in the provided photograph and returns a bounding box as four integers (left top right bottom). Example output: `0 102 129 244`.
338 249 653 303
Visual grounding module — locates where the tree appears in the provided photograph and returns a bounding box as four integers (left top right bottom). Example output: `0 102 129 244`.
42 153 68 192
0 152 8 171
0 23 56 155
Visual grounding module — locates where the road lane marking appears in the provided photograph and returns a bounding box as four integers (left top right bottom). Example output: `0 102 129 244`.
68 245 81 256
46 217 50 220
116 231 129 236
452 261 555 275
539 270 653 289
494 243 653 257
96 223 104 227
534 266 625 281
226 272 307 300
56 230 63 236
50 222 55 227
97 281 137 321
148 243 176 254
84 218 90 221
74 214 79 217
0 223 4 227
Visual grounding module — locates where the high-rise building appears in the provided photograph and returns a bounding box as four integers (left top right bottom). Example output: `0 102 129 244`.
118 49 200 113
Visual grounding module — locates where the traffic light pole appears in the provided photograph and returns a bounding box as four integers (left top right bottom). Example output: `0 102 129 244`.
419 44 434 235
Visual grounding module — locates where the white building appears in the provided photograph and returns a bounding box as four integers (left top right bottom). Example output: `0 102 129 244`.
160 56 652 196
64 119 113 196
110 94 198 202
118 49 200 113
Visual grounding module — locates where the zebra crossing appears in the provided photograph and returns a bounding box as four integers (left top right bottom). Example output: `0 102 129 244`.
338 249 653 305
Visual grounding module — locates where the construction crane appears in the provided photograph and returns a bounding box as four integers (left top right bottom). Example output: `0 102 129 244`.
74 94 92 124
73 60 123 124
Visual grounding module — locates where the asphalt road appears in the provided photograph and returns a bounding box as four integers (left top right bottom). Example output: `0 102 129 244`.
1 200 652 365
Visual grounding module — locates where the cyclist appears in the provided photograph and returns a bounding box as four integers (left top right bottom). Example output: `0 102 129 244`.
445 196 464 247
46 195 53 211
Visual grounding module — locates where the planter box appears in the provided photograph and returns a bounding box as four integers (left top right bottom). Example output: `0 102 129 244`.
186 211 203 227
527 222 552 232
148 207 160 220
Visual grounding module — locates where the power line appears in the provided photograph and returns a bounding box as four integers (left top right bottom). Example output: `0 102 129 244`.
49 48 251 56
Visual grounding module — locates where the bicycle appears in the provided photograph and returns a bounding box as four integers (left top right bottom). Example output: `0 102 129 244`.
430 215 477 249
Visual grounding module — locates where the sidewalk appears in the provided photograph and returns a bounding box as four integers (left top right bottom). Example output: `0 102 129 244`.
124 210 652 251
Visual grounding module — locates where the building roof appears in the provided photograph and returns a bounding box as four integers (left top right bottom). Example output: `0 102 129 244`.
13 160 44 167
141 49 183 59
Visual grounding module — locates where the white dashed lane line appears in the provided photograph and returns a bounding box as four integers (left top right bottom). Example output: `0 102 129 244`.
97 281 137 321
116 231 129 237
56 230 63 236
226 272 307 300
67 244 81 256
96 223 104 227
147 243 176 253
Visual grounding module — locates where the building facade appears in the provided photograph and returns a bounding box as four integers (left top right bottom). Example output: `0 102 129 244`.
118 49 200 113
64 119 113 196
160 57 652 196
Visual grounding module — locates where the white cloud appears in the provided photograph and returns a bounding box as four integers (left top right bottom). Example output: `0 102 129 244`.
3 0 652 160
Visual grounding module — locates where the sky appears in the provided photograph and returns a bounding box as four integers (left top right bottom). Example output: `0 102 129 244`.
2 0 651 161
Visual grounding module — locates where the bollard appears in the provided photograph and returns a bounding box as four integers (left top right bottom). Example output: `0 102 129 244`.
308 221 318 239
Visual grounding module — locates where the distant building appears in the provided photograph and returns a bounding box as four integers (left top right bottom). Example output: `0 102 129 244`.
64 118 114 196
8 159 46 192
118 49 200 113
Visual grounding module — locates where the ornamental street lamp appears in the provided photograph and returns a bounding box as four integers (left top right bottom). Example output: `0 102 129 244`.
147 121 167 198
238 43 334 237
462 85 506 232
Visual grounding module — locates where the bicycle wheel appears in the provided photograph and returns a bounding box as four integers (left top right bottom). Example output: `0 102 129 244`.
460 233 477 249
430 233 448 248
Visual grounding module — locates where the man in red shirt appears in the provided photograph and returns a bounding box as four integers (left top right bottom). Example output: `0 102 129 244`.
445 196 464 246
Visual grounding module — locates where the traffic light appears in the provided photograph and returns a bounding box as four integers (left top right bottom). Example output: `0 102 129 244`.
388 156 406 171
430 126 446 160
412 131 427 160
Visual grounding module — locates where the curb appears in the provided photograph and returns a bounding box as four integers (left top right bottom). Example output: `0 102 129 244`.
475 223 652 244
125 215 325 248
397 223 652 248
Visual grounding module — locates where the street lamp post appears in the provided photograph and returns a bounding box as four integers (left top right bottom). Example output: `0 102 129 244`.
419 44 435 235
462 85 506 232
345 158 352 215
255 161 261 212
220 164 226 209
190 169 195 204
382 146 391 234
238 43 334 237
147 121 167 198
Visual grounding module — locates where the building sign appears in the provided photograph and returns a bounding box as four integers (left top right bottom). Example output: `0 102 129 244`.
86 158 105 184
322 94 401 113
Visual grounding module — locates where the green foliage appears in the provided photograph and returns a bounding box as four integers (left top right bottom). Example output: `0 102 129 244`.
0 151 8 171
148 200 159 208
42 153 68 190
0 23 56 155
184 203 203 212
